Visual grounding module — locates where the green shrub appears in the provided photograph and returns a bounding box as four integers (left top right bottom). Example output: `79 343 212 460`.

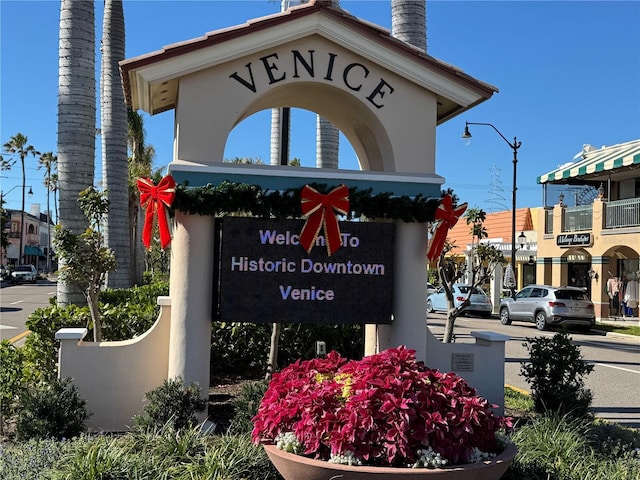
24 305 88 381
15 377 89 441
228 380 269 434
0 438 71 480
588 419 640 460
100 280 169 306
0 340 26 433
134 377 207 432
520 330 594 419
209 321 364 378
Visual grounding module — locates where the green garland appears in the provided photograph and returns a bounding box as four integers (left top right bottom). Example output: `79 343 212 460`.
171 181 441 223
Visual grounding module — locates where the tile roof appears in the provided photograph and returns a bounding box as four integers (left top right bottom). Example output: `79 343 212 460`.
445 208 533 254
120 0 497 117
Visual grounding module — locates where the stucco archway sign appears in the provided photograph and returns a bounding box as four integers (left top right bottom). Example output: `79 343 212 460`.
56 2 498 432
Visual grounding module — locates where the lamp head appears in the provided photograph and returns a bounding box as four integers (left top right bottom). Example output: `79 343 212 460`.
27 186 33 196
461 123 472 145
518 231 527 249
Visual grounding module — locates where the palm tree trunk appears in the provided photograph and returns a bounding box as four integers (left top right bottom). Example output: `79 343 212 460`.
57 0 96 306
391 0 427 52
101 0 131 288
316 116 339 168
19 158 26 265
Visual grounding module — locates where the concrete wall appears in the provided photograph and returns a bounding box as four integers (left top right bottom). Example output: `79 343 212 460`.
56 297 171 432
425 329 510 415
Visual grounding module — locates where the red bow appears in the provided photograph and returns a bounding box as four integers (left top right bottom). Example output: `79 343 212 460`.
300 184 350 256
426 194 468 262
137 176 176 250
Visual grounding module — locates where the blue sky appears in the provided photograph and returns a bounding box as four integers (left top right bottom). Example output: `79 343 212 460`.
1 1 639 219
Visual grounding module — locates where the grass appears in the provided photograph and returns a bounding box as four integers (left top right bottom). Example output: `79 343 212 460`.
594 322 640 336
505 385 534 413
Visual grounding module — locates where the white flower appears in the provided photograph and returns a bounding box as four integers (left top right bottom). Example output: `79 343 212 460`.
275 432 303 454
411 447 448 468
328 450 362 466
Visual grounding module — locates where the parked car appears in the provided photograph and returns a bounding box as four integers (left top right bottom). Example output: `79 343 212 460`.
426 282 437 297
499 285 595 331
426 284 492 317
11 264 38 284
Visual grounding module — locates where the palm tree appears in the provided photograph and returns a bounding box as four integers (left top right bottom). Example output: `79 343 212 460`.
101 0 130 288
2 133 39 265
57 0 96 305
391 0 427 51
38 151 57 272
127 109 154 285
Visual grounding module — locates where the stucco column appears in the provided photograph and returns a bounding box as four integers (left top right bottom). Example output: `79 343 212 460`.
375 222 428 361
591 255 609 320
168 211 215 399
492 263 503 315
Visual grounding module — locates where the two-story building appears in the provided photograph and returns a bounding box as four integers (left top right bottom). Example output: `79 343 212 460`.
537 139 640 321
2 204 54 271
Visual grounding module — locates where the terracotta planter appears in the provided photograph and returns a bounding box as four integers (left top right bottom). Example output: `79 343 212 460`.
264 442 517 480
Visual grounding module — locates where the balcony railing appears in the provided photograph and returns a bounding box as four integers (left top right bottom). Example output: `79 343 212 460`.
605 198 640 229
562 205 593 232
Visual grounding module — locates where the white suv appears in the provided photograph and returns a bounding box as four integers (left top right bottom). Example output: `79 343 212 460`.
499 285 595 331
11 264 38 284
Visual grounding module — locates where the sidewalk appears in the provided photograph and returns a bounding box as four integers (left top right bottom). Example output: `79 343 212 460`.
597 316 640 327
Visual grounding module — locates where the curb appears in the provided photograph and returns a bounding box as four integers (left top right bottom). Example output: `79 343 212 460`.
591 328 640 341
8 330 31 344
505 384 530 396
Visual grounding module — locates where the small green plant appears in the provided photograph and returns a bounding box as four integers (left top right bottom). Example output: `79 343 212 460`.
15 377 89 441
53 187 117 342
134 377 207 432
520 330 594 419
228 380 269 434
507 414 640 480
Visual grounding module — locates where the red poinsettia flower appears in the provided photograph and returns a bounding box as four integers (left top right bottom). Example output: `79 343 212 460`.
252 346 511 467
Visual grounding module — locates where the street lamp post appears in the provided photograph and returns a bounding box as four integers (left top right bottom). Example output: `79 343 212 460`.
1 185 33 265
462 122 522 297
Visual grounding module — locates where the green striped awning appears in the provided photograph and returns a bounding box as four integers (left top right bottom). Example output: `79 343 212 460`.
537 139 640 184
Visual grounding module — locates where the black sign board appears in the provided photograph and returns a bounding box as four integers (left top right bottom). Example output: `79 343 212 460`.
216 217 394 325
556 233 592 247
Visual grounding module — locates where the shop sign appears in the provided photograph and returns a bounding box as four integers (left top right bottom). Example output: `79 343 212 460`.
556 233 592 247
216 217 394 325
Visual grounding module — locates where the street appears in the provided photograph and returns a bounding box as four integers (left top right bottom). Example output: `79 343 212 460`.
427 312 640 429
0 279 57 342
